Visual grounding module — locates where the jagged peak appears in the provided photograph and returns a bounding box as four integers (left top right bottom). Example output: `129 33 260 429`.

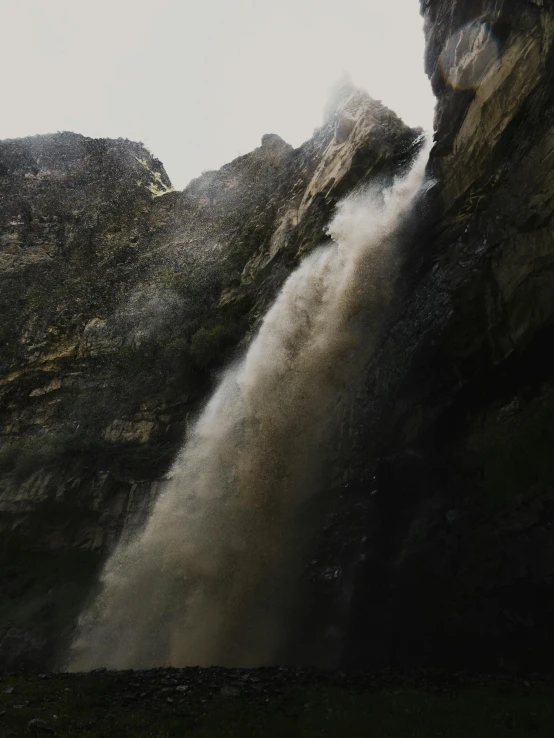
324 75 371 119
0 131 172 195
260 133 292 152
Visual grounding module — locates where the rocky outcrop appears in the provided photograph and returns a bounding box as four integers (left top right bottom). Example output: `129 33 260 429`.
0 93 417 554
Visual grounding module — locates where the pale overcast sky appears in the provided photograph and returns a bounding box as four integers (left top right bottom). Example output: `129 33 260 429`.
0 0 435 189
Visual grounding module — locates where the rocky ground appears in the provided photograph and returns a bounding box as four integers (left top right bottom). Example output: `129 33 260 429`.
2 667 554 737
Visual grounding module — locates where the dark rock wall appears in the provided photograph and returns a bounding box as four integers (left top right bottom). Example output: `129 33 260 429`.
294 0 554 672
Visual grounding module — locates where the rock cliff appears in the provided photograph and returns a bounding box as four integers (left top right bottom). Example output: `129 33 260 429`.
2 0 554 673
0 93 418 667
298 0 554 672
0 93 416 551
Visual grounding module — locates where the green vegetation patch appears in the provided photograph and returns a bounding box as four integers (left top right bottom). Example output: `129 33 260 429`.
0 434 73 481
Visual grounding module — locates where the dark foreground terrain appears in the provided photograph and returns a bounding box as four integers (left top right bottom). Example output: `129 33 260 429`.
1 668 554 737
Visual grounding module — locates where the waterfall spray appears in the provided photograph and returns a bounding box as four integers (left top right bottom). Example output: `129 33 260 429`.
68 135 431 671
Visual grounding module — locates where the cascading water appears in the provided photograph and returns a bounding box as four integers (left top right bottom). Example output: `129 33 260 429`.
68 135 431 671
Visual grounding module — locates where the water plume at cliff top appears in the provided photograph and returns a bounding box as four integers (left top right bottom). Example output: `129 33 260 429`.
68 135 431 671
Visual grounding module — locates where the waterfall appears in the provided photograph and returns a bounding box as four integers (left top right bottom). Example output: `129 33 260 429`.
68 135 431 671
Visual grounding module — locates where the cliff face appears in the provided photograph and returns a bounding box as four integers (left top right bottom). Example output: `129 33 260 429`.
0 96 418 667
2 0 554 673
299 0 554 672
0 101 416 553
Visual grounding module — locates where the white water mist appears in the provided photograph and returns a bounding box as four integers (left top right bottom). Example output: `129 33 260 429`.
68 136 431 671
